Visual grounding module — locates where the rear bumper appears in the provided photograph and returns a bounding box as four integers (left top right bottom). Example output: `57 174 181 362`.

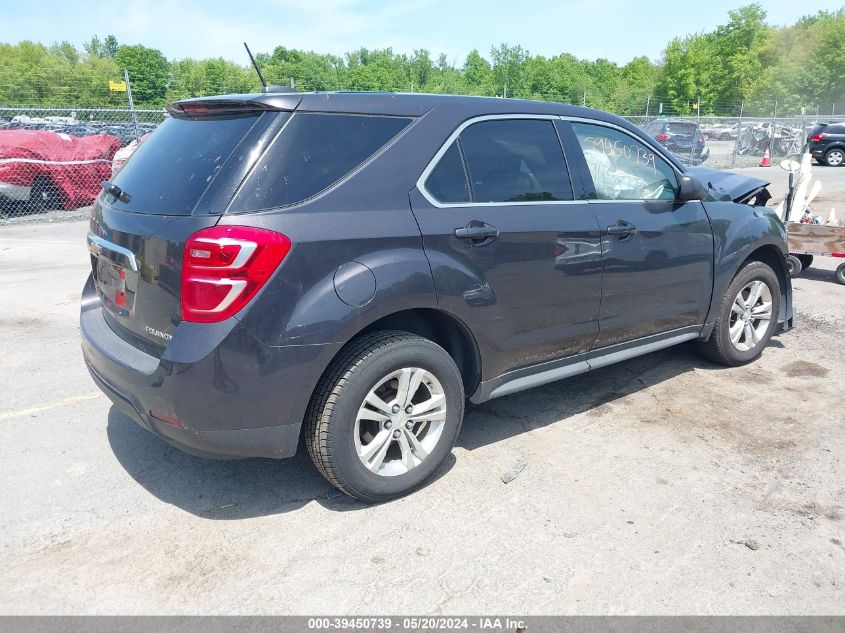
80 274 342 459
809 144 829 159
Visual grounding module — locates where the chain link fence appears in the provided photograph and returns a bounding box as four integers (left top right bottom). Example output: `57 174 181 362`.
620 113 843 170
0 107 165 225
1 100 842 225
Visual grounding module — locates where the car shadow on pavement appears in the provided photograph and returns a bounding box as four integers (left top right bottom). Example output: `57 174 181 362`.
108 340 779 519
456 342 737 452
106 407 456 519
798 267 843 285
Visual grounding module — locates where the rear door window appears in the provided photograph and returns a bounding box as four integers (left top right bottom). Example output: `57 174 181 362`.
230 113 411 211
109 113 263 215
424 141 471 204
458 119 573 203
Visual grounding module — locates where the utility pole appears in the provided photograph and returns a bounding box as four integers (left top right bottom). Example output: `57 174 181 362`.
731 101 743 168
645 95 650 122
689 95 700 166
124 69 138 137
582 91 586 107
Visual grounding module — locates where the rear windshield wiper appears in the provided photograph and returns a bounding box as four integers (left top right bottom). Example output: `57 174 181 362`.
101 180 131 204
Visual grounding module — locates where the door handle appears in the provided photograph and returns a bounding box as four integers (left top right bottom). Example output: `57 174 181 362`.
454 221 499 245
606 221 637 237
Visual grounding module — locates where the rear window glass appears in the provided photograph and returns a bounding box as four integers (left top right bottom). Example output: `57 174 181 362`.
665 122 697 134
110 113 261 215
230 113 411 211
459 119 573 202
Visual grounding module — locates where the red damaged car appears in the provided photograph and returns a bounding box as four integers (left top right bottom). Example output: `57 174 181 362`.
0 130 121 211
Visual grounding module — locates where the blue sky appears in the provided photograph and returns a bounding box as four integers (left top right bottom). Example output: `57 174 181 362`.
4 0 843 64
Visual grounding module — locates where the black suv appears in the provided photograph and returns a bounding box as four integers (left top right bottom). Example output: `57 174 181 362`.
642 118 709 166
82 92 793 501
809 122 845 166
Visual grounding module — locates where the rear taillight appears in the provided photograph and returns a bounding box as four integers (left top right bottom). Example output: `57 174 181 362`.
810 133 825 142
655 133 670 142
181 225 291 323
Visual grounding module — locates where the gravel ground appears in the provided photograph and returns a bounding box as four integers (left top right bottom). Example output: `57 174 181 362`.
0 170 843 615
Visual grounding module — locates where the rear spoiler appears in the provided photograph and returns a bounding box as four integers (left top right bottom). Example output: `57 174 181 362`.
167 93 302 118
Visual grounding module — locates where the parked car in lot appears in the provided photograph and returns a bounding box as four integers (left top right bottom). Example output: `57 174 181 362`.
0 129 121 211
642 118 709 165
701 122 739 140
111 132 151 175
81 92 793 501
808 122 845 166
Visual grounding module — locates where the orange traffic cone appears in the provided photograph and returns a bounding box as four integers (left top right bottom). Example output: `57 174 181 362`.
760 145 771 167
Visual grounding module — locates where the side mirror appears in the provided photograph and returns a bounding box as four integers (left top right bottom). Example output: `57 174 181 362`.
677 175 707 202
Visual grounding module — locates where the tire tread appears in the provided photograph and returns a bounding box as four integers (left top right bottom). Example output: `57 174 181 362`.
304 330 440 499
697 260 779 366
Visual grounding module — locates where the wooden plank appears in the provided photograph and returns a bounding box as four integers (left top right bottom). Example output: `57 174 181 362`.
787 222 845 256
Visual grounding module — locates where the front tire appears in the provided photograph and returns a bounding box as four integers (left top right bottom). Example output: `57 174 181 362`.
697 261 781 367
836 262 845 286
305 331 464 502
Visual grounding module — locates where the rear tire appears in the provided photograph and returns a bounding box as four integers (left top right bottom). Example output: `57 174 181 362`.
697 261 780 367
796 254 814 270
786 254 803 278
304 331 464 502
823 148 844 167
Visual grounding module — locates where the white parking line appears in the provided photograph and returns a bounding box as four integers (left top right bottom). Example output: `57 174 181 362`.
0 239 78 244
0 263 84 273
0 392 103 421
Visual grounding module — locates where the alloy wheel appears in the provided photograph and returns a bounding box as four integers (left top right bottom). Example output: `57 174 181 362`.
728 280 773 352
827 149 844 166
354 367 447 477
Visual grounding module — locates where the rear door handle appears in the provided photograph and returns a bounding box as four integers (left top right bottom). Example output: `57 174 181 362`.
454 221 499 245
606 221 637 238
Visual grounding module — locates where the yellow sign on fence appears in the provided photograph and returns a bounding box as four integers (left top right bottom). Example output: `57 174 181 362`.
108 80 127 93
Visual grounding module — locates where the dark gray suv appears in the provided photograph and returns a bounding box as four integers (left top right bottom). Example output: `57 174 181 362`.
81 91 793 501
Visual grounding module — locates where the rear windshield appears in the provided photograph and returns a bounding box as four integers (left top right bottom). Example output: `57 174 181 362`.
109 113 262 215
666 122 697 134
229 113 411 212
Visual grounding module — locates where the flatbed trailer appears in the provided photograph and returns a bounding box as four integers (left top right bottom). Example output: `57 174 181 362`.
787 222 845 284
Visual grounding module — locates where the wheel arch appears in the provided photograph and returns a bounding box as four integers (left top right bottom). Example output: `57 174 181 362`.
315 307 482 397
357 308 482 395
701 241 793 341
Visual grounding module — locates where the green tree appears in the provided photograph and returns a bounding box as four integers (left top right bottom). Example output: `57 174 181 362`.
84 34 119 59
490 44 528 96
462 49 494 95
114 44 170 104
0 5 842 114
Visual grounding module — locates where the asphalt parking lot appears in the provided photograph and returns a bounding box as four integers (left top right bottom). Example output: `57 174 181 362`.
1 167 843 615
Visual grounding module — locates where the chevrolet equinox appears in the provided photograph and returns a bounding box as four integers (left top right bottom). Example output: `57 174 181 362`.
82 91 794 501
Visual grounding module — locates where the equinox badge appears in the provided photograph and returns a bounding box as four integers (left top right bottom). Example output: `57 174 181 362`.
145 326 172 341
